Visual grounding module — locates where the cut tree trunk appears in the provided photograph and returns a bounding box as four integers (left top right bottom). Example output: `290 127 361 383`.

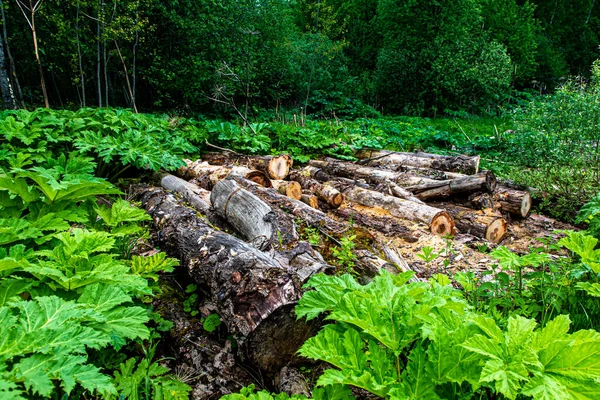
375 180 424 204
402 171 496 201
153 172 211 213
300 193 319 209
211 179 298 250
309 158 399 186
438 204 507 243
179 160 272 189
329 182 455 236
137 187 318 371
272 180 303 200
356 150 480 174
229 176 348 237
333 203 418 242
289 170 344 208
495 186 532 218
201 152 293 180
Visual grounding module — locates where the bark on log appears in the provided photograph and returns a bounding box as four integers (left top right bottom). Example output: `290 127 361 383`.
438 204 507 243
376 180 424 204
210 179 298 250
355 149 480 174
333 204 418 242
138 187 317 371
329 182 455 236
300 193 319 209
289 170 344 208
230 176 348 237
309 158 399 186
354 250 399 276
403 171 496 201
272 180 303 200
495 186 532 218
179 160 272 189
201 152 293 180
153 172 211 214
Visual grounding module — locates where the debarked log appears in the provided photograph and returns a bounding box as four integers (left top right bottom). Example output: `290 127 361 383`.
438 204 507 243
355 149 480 174
137 187 317 371
152 172 211 214
329 181 455 236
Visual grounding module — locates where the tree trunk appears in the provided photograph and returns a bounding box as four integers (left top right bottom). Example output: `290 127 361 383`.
179 160 272 189
380 180 424 204
30 6 49 108
271 180 302 200
289 170 344 208
138 187 318 371
333 203 418 242
330 182 455 236
300 193 319 209
75 1 85 107
356 150 480 174
153 172 211 214
309 158 400 185
401 171 496 201
1 0 22 108
494 186 532 218
0 31 14 108
436 204 507 243
229 176 347 237
97 0 102 106
210 179 298 250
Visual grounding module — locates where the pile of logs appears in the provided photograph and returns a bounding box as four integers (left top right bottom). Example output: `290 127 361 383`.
138 149 534 384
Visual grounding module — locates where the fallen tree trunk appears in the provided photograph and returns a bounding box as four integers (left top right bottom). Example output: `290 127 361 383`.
230 176 348 237
329 182 455 236
355 149 480 174
272 180 303 200
289 170 344 208
333 203 418 242
153 172 211 214
179 160 272 188
403 171 496 201
210 179 298 249
201 153 293 180
138 187 315 371
438 204 507 243
495 186 532 218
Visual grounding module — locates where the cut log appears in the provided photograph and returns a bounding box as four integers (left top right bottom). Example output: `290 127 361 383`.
438 204 507 243
329 182 455 236
333 203 418 242
403 171 496 201
469 192 498 211
138 187 317 371
200 153 294 180
378 180 424 204
153 172 211 214
356 149 480 174
309 158 399 186
289 170 344 208
301 165 332 182
230 176 348 237
354 250 399 276
495 186 532 218
249 154 293 180
271 180 303 200
300 193 319 209
179 160 272 189
210 179 298 250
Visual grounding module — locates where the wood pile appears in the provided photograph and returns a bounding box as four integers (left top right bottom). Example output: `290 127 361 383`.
136 150 574 396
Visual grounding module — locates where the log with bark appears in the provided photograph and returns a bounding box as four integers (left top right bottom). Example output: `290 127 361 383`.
403 171 496 201
300 193 319 209
436 204 507 243
179 160 272 189
329 181 455 236
137 187 318 371
355 149 480 174
289 170 344 208
494 186 532 218
201 152 293 180
152 172 211 214
210 179 298 250
272 179 303 200
333 203 418 242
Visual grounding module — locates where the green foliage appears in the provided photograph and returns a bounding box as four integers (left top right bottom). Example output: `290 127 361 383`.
332 235 357 274
296 271 600 399
221 383 354 400
203 313 222 333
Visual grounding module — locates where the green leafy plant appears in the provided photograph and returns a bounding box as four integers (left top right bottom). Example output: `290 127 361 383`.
332 235 357 274
416 245 440 263
295 271 600 399
183 284 199 317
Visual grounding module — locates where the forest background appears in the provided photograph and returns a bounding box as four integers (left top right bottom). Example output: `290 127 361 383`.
1 0 598 117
